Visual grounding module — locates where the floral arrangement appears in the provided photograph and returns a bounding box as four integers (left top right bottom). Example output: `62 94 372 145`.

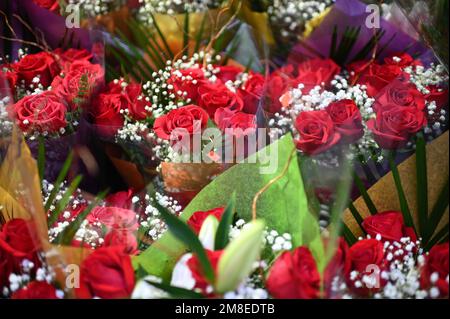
0 0 448 300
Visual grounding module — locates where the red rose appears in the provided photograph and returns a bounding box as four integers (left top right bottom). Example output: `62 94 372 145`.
9 91 67 133
88 206 138 231
91 93 124 137
265 70 294 114
353 62 403 97
348 239 385 273
326 99 364 143
187 207 224 234
1 66 18 95
362 211 417 243
153 104 209 140
266 246 320 299
104 229 138 255
215 65 243 83
75 246 135 299
197 83 243 119
12 52 59 87
0 245 13 288
421 243 449 297
214 109 256 134
187 249 223 293
426 85 448 112
384 52 420 68
238 71 265 114
11 281 59 299
52 61 104 108
32 0 60 12
168 67 206 101
54 48 93 64
324 238 351 298
373 79 426 113
105 190 134 209
122 83 150 120
346 239 386 294
294 110 341 155
367 105 426 149
294 58 340 94
0 219 41 277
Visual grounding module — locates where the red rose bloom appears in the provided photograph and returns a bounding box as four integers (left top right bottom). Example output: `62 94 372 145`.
32 0 60 12
75 246 135 299
346 239 386 294
122 83 149 120
0 245 13 288
88 206 138 231
91 93 124 137
353 62 403 97
11 281 59 299
1 66 18 95
420 243 449 297
294 58 340 94
326 99 364 143
105 189 134 209
0 219 41 277
384 52 420 68
187 207 224 234
373 79 426 113
12 51 59 87
238 71 265 114
187 249 223 293
52 60 104 108
295 110 341 155
214 109 256 135
367 105 426 149
362 211 417 243
266 70 294 114
9 91 67 133
197 83 243 119
347 239 385 273
54 48 93 64
266 246 321 299
168 67 206 101
215 65 243 83
153 104 209 140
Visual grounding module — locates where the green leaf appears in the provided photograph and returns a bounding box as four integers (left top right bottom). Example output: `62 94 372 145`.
154 200 215 283
149 12 174 59
194 13 208 53
389 151 416 232
416 133 428 238
134 134 322 280
424 223 449 251
37 136 45 182
144 280 204 299
47 175 82 227
214 192 236 250
44 152 74 212
215 220 265 293
341 223 357 246
348 202 366 233
183 12 190 57
353 172 378 215
424 179 449 244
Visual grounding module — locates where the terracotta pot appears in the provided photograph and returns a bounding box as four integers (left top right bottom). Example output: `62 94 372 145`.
161 162 227 208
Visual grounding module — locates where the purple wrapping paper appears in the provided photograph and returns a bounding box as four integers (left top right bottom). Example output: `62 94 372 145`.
289 0 436 65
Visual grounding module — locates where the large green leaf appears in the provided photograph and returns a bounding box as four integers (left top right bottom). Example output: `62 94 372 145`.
134 134 323 280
